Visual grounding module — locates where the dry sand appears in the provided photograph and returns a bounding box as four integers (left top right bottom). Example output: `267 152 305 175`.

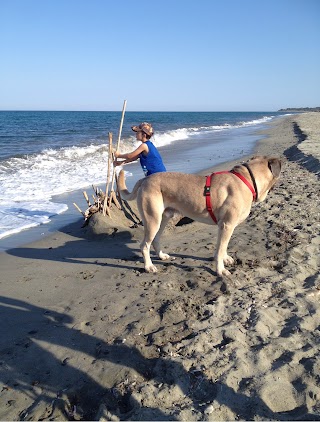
0 113 319 421
294 112 320 161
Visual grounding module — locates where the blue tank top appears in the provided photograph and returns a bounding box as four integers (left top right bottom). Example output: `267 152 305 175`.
139 141 166 176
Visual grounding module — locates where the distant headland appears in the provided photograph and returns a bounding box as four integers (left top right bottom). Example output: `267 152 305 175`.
278 107 320 112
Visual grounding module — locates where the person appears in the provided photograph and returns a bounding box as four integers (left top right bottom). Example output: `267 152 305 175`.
113 122 166 176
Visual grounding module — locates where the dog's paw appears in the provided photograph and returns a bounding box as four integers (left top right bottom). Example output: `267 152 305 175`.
223 255 234 266
158 252 171 261
217 267 232 278
221 269 232 277
145 264 158 273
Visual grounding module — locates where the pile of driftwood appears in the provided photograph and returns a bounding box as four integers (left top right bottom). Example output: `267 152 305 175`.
73 100 137 226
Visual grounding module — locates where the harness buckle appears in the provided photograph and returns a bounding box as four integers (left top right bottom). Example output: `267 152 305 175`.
204 185 211 196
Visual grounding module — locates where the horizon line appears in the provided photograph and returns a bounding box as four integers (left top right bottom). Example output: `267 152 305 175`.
0 109 279 113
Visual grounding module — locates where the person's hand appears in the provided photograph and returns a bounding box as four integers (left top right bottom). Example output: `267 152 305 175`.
113 159 123 167
113 150 120 158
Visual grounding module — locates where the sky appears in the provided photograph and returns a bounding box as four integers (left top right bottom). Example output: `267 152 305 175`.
0 0 319 111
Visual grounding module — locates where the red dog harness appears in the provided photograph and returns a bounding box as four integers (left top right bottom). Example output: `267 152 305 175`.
205 170 257 224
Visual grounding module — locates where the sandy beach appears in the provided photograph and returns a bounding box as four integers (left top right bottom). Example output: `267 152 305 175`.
0 113 319 421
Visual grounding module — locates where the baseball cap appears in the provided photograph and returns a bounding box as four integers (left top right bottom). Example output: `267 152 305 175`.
131 122 154 136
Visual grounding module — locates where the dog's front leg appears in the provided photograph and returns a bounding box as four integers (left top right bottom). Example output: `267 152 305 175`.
215 222 235 277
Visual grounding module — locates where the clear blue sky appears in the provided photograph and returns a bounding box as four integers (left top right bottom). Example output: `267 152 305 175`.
1 0 319 111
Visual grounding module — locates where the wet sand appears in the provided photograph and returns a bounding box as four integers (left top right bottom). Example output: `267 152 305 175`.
0 113 319 420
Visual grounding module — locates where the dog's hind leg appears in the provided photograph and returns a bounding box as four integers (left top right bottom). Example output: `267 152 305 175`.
138 198 164 273
152 208 176 261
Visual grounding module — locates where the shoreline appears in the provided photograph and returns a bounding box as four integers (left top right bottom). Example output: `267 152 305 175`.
1 113 319 420
0 111 282 248
0 117 277 252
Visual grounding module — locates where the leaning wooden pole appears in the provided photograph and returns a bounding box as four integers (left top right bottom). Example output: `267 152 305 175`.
83 191 91 206
103 132 113 217
73 202 84 216
109 100 127 208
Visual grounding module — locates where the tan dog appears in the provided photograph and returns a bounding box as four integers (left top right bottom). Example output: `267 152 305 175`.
117 156 281 276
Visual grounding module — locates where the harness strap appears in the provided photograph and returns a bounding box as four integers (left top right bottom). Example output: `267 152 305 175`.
231 170 257 201
205 170 256 224
204 171 230 224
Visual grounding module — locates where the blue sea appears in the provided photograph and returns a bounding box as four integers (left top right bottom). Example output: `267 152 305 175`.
0 111 287 242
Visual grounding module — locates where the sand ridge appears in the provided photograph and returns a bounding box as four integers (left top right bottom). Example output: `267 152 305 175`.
0 114 319 420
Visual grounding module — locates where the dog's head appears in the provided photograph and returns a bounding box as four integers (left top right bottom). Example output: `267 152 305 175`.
244 156 282 202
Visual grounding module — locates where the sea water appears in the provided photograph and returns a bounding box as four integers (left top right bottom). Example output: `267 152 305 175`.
0 111 286 242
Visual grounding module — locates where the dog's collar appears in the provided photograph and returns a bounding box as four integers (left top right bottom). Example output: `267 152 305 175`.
237 163 258 202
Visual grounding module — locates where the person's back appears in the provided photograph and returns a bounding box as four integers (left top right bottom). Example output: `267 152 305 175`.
114 122 166 177
139 140 166 176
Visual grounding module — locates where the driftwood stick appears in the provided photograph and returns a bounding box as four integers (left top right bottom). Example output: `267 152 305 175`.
109 100 127 196
111 190 121 210
103 132 113 217
73 202 84 217
83 191 91 206
108 152 116 208
105 203 111 217
106 132 113 197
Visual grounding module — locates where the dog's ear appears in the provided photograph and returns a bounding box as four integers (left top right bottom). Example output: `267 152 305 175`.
268 158 282 178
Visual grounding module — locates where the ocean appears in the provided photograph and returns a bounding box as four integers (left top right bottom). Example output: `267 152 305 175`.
0 110 286 243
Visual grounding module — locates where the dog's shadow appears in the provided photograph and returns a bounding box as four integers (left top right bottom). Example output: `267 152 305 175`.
7 218 222 278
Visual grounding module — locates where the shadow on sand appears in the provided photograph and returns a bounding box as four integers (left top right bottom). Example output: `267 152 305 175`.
2 296 318 420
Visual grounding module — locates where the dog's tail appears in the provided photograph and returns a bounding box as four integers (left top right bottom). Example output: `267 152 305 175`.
117 170 144 201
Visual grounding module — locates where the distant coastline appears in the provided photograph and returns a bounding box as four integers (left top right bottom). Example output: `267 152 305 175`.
278 107 320 112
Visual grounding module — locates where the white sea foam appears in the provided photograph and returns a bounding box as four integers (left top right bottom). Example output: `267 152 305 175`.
149 115 274 149
0 114 275 239
0 201 68 239
153 128 191 147
0 143 112 239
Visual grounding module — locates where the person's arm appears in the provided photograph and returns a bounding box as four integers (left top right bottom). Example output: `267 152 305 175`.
113 157 138 166
114 143 148 161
